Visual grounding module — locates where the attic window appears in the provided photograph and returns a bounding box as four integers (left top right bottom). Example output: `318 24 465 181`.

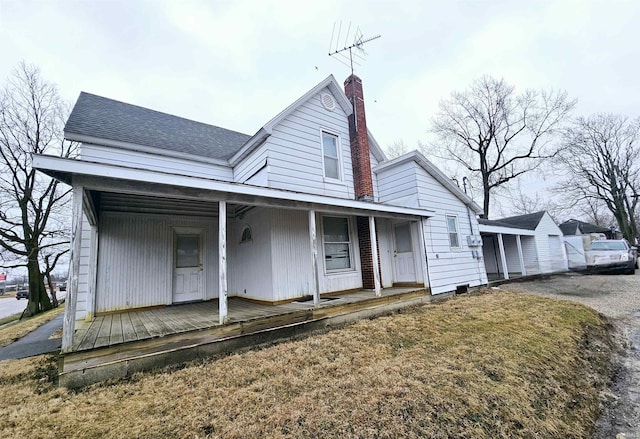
240 226 252 244
320 92 336 111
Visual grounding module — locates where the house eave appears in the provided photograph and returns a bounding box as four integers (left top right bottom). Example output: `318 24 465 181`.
478 224 537 236
33 155 434 219
65 132 231 167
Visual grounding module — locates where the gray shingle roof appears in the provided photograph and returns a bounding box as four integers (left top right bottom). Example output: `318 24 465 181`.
64 92 252 161
480 211 547 230
559 220 610 235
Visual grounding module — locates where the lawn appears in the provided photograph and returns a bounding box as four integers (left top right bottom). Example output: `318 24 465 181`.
0 290 614 438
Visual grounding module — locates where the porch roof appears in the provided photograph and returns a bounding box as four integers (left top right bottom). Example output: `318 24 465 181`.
33 154 434 220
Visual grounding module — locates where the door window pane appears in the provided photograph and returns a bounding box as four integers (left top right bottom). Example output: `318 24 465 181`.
176 235 200 267
395 223 412 253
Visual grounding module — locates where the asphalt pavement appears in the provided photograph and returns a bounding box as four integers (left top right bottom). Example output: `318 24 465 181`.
0 312 63 361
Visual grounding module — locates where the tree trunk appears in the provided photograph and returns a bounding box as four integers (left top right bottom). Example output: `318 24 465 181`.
45 272 59 308
482 173 491 219
23 257 52 318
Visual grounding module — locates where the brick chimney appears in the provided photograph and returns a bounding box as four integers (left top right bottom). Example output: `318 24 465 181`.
344 75 379 289
344 74 374 202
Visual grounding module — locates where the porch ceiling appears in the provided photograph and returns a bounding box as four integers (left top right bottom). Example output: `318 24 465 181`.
34 155 432 220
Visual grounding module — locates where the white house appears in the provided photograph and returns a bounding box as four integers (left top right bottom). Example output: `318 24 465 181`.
34 74 488 358
479 211 568 280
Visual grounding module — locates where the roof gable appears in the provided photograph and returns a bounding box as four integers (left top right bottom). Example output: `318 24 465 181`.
560 219 610 235
493 211 547 230
373 151 482 213
64 92 251 161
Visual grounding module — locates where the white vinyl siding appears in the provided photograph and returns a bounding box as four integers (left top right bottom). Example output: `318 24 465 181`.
80 143 233 181
261 87 355 199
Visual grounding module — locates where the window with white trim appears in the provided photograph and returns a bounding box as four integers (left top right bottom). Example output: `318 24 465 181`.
446 215 461 249
322 216 352 271
321 131 340 180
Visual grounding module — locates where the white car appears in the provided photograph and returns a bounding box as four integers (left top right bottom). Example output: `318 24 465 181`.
585 239 638 275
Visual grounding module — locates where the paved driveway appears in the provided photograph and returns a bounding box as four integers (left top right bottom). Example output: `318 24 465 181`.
506 271 639 438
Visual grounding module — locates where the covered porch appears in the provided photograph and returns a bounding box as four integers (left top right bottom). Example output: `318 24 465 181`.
479 225 538 281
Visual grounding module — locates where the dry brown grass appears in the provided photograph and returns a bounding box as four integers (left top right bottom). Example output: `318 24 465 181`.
0 305 64 347
0 290 614 438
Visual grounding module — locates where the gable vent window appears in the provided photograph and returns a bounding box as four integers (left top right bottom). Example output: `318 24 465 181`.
320 92 336 111
322 131 341 180
240 226 252 244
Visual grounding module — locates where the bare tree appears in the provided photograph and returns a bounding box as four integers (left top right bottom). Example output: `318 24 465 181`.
558 114 640 243
431 76 576 218
0 62 76 317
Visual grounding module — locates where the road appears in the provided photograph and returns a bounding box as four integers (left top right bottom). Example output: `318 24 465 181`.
0 291 66 319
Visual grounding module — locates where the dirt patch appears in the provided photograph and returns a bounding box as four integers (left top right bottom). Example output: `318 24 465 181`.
506 272 640 438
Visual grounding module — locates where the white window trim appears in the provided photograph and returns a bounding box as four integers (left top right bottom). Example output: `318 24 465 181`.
320 129 344 183
446 214 462 250
321 215 356 274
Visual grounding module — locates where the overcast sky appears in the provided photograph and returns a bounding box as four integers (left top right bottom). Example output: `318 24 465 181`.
1 0 639 216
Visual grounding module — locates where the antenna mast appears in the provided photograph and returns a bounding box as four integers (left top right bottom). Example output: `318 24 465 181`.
328 23 380 74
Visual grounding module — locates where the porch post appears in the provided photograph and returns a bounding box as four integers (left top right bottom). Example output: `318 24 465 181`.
61 185 84 353
516 235 527 276
497 233 509 280
218 201 228 324
369 216 381 297
309 210 320 306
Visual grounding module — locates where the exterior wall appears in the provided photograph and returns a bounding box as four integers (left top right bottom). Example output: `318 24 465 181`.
534 214 568 273
521 236 539 274
228 208 273 301
270 209 314 300
80 143 233 181
376 160 419 207
376 218 395 288
370 152 380 201
564 235 587 268
75 213 92 320
481 236 501 276
95 212 217 314
264 87 356 199
233 142 268 184
414 164 487 294
503 236 522 274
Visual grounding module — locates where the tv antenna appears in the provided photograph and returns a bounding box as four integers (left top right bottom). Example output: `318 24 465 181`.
328 23 380 74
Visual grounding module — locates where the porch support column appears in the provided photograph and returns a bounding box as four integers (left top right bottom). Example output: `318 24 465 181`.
62 185 84 353
309 210 320 306
218 201 228 324
516 235 527 277
497 233 509 280
369 216 381 297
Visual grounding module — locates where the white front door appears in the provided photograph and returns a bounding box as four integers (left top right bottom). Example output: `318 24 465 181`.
173 229 204 303
394 223 416 283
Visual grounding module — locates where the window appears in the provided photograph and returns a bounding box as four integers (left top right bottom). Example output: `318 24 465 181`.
446 215 461 249
322 132 340 180
323 216 352 271
240 226 252 244
176 234 200 268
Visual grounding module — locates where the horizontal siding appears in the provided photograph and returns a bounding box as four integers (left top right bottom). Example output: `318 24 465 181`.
80 144 233 181
266 88 355 199
234 143 269 183
376 161 418 206
416 164 487 294
534 214 567 273
75 213 91 320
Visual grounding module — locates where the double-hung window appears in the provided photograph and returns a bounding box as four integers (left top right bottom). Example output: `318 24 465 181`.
446 215 461 249
323 216 352 271
322 131 340 180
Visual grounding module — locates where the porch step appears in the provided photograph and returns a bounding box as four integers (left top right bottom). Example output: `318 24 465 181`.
59 289 445 388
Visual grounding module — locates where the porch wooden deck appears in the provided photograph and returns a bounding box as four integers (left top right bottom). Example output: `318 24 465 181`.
71 287 425 353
